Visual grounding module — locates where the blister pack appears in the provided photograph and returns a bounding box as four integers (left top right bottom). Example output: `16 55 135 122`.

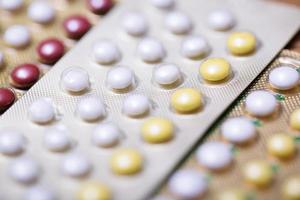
0 0 300 199
0 0 114 113
157 50 300 200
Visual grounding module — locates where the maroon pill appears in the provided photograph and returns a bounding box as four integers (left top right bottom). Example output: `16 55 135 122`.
37 38 65 64
63 15 91 40
10 64 40 89
0 88 16 113
86 0 113 15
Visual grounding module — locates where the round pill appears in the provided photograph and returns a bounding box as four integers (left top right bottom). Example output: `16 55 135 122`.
0 51 4 68
62 154 91 177
217 189 247 200
123 94 150 117
28 98 55 124
27 1 55 24
196 141 233 170
199 58 231 82
78 182 111 200
243 160 273 188
86 0 113 15
168 169 208 199
122 12 148 37
37 38 65 64
282 176 300 200
227 32 256 56
150 0 174 9
165 11 192 34
245 90 277 117
181 36 210 59
269 66 299 90
92 123 121 147
77 96 106 121
221 117 256 144
0 130 25 155
208 10 235 31
61 68 90 93
0 88 15 113
0 0 23 11
142 117 173 143
10 63 40 89
110 148 143 175
4 25 31 48
93 40 121 65
290 109 300 131
9 158 40 184
106 66 134 90
63 15 91 40
153 63 181 86
171 88 202 113
25 186 56 200
43 126 71 152
138 37 166 63
267 133 295 159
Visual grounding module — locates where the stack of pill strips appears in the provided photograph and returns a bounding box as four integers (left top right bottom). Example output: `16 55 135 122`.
0 0 300 199
0 0 114 113
157 50 300 200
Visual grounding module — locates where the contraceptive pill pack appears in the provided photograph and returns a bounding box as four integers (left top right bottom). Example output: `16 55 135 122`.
0 0 300 199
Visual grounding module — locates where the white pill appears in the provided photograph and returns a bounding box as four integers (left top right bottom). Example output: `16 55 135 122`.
269 66 299 90
29 98 55 124
3 25 31 48
106 66 134 90
77 96 106 121
245 90 277 117
43 126 71 152
9 158 40 184
93 40 121 65
92 123 121 147
138 37 166 63
150 0 174 9
168 169 208 199
0 0 23 11
27 1 55 24
165 11 193 34
61 68 90 93
0 51 4 68
181 36 210 59
62 154 91 177
208 9 235 31
153 63 181 85
0 130 25 155
196 141 232 170
221 117 256 143
122 12 148 37
123 94 150 117
25 186 56 200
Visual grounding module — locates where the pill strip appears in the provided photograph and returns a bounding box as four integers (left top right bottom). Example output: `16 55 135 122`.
0 0 300 199
157 50 300 200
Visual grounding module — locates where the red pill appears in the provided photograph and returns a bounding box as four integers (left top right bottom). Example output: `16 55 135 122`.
37 38 65 64
0 88 15 113
10 64 40 89
86 0 113 15
63 15 91 40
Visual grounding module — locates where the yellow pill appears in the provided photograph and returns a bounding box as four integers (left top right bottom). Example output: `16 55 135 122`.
78 182 111 200
199 58 231 82
142 117 173 143
282 176 300 200
217 189 247 200
110 149 143 175
290 109 300 131
171 88 202 113
267 133 295 159
227 32 256 56
243 160 273 188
